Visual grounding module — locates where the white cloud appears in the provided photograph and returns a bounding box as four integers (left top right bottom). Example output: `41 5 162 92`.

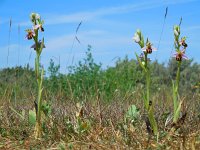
17 0 197 27
43 1 163 25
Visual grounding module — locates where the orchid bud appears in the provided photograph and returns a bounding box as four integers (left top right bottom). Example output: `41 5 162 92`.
133 29 144 48
30 13 40 23
174 25 180 37
133 29 142 43
133 33 140 43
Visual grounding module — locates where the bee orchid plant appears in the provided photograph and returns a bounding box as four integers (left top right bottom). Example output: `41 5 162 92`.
26 12 45 139
133 30 158 135
172 25 188 124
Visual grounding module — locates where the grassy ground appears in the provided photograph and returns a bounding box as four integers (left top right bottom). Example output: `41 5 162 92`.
0 89 200 150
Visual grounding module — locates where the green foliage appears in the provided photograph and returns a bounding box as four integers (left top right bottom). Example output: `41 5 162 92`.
125 104 140 124
41 101 52 117
66 45 102 100
46 59 61 94
29 110 36 126
0 47 199 103
48 59 60 77
0 65 36 99
103 56 143 100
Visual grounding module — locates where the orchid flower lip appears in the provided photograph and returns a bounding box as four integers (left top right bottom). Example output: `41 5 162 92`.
141 45 157 53
179 38 187 48
172 50 188 61
25 29 35 40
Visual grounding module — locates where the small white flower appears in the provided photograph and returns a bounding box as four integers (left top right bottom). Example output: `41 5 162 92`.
133 33 140 43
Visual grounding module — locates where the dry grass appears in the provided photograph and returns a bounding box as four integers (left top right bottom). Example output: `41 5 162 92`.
0 90 200 150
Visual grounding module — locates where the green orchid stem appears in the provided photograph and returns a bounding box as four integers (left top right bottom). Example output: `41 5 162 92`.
34 46 44 139
144 53 158 135
176 61 181 89
144 53 150 110
148 106 158 135
173 61 182 123
145 71 150 110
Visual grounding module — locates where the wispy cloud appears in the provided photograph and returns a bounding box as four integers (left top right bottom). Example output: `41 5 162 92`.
45 29 130 52
18 0 197 27
46 0 197 24
45 29 107 52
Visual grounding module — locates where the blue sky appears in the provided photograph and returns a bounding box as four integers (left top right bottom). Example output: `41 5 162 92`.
0 0 200 73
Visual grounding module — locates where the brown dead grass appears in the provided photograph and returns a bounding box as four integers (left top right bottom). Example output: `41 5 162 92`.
0 92 200 149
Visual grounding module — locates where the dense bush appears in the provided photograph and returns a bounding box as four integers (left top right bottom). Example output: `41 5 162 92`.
0 46 199 103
